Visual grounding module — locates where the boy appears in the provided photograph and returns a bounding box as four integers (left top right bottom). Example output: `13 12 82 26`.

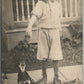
17 60 34 84
26 0 63 84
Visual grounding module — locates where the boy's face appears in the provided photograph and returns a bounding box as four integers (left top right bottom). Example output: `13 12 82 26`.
49 0 56 2
19 63 26 72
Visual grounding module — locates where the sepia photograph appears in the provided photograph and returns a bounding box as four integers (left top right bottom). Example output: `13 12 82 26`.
1 0 83 84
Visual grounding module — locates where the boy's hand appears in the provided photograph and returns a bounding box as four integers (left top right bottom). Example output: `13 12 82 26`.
25 15 37 38
26 28 32 38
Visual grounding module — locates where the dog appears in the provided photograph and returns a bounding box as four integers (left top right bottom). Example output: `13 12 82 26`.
17 60 34 84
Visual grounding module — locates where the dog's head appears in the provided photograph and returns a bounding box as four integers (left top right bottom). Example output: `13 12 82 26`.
19 61 26 72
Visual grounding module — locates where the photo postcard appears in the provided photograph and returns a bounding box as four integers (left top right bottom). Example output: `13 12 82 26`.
1 0 83 84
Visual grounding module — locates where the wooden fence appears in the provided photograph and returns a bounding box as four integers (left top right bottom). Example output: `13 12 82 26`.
12 0 82 22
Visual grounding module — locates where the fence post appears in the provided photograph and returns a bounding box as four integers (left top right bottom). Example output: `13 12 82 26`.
16 0 19 21
59 0 63 18
75 0 78 17
27 0 30 21
21 0 25 21
65 0 68 17
70 0 73 17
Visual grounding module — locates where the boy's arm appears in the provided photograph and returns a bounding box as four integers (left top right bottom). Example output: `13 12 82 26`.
26 15 37 38
26 1 43 38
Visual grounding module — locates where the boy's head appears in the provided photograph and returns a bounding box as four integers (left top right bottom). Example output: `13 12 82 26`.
19 60 26 72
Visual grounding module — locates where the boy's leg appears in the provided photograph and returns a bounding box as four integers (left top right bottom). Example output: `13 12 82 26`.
53 60 58 80
42 60 47 77
53 60 61 84
40 60 47 84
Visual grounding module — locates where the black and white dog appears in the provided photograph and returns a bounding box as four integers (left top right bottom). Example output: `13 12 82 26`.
17 61 34 84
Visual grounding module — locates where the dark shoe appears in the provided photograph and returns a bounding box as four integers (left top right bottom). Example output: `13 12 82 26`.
53 78 61 84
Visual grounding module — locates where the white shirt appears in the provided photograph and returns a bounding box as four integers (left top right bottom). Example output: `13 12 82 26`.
32 1 62 30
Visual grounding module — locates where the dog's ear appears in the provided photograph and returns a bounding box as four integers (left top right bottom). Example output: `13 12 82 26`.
19 64 26 69
19 64 21 68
